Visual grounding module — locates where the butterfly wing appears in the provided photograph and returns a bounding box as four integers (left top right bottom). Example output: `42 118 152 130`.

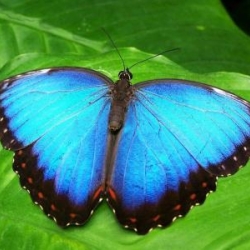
0 68 112 226
107 80 250 234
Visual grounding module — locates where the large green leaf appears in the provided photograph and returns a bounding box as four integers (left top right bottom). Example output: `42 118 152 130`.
0 0 250 249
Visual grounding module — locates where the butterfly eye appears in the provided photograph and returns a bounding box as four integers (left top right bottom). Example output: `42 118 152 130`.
118 69 133 80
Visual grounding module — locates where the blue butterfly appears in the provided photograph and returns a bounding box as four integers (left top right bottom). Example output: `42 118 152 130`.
0 66 250 234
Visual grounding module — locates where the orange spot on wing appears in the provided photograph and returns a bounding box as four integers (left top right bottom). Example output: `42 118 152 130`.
69 213 77 219
152 215 160 222
108 188 117 201
190 193 197 200
173 204 181 211
37 192 44 199
51 204 57 211
93 186 103 201
129 217 137 223
17 150 23 155
27 177 33 184
202 182 208 188
21 163 26 169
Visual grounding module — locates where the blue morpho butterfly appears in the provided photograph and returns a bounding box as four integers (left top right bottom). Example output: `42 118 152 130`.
0 52 250 235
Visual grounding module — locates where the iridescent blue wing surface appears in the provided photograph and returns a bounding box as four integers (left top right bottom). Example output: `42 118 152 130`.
0 68 112 226
107 79 250 234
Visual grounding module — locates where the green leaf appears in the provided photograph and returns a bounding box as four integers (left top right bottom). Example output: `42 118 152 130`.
0 1 250 250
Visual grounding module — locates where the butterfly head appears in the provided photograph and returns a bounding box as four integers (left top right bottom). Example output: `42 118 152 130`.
118 68 133 81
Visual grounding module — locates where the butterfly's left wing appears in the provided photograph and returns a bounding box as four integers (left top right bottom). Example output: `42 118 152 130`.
106 79 250 234
0 68 112 226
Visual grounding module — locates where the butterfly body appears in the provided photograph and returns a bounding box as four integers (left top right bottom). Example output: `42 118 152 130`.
0 67 250 234
109 69 134 131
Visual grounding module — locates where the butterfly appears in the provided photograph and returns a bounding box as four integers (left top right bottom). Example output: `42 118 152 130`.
0 66 250 235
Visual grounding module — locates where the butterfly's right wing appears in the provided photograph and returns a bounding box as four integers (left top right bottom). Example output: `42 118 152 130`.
107 79 250 234
0 68 112 226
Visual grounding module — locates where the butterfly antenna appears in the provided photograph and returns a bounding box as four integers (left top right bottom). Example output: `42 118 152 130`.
128 48 180 70
102 28 126 71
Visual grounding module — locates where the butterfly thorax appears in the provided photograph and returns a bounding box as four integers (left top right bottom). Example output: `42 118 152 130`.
108 71 134 132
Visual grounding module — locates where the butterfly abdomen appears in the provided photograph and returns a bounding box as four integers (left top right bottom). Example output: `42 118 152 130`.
109 78 134 131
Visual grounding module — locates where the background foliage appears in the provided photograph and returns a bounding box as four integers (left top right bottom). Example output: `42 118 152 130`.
0 0 250 249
